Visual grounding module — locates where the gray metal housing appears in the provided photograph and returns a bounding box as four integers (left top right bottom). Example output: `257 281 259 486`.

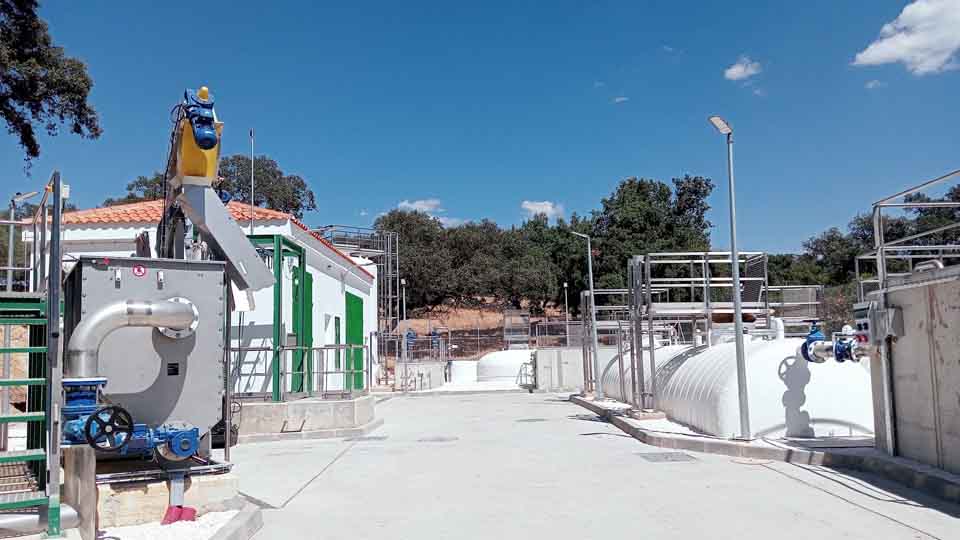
64 257 226 441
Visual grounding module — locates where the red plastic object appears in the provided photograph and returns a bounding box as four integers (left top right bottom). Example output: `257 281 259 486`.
179 507 197 521
161 505 182 525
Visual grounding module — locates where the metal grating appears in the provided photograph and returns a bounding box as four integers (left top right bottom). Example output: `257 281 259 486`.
635 452 697 463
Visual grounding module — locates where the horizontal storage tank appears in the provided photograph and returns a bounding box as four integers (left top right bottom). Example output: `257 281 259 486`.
601 338 874 439
477 349 533 382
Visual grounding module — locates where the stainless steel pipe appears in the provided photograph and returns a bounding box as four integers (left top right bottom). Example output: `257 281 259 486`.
65 299 197 378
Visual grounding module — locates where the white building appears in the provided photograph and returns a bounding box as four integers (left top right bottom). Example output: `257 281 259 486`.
24 199 378 399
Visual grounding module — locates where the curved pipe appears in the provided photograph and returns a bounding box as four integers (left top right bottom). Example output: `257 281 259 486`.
66 299 197 379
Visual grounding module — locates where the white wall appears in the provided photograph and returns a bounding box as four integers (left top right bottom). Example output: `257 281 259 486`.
37 217 377 398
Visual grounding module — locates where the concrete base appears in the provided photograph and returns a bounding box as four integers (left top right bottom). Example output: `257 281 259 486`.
97 470 240 528
571 394 960 505
235 394 377 442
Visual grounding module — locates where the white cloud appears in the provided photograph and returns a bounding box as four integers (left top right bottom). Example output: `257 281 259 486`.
662 45 676 53
612 96 629 104
593 80 606 88
397 198 465 226
398 198 442 213
724 55 762 81
521 200 565 219
436 216 464 227
359 209 369 217
853 0 960 75
865 79 887 89
752 88 767 97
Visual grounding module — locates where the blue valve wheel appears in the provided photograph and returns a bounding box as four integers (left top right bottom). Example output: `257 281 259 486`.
84 406 134 452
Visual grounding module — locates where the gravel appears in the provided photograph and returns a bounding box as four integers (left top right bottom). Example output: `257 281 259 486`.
98 510 239 540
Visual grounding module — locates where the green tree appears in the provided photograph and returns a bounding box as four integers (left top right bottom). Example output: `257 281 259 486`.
592 175 714 290
0 0 101 161
102 172 164 206
218 155 316 218
374 209 452 310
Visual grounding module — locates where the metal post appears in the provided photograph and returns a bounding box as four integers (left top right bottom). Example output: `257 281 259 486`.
616 320 627 403
2 201 13 450
45 172 63 536
563 282 569 347
223 291 233 462
572 232 601 399
725 132 751 439
249 129 255 235
643 256 658 408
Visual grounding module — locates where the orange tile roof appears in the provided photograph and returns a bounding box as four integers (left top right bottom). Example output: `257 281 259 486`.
54 199 374 279
58 199 289 225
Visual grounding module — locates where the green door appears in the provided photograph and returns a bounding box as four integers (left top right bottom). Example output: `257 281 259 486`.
291 268 313 392
345 292 364 390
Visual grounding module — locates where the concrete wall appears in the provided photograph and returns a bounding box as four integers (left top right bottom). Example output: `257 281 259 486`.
533 348 585 392
396 361 445 390
236 394 376 441
880 269 960 474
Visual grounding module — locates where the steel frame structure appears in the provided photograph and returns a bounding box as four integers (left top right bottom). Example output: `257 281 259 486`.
855 169 960 301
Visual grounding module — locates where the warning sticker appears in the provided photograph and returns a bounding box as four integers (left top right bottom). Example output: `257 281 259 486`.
132 264 147 277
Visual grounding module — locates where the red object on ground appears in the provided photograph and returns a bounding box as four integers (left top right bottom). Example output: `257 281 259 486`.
161 505 182 525
179 507 197 521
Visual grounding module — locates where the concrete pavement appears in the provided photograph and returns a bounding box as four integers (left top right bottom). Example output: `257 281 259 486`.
229 393 958 539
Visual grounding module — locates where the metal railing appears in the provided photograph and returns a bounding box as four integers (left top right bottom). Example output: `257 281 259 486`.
856 169 960 300
229 343 372 402
1 175 61 293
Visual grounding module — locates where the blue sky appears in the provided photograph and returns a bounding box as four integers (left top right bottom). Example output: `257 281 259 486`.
2 1 958 252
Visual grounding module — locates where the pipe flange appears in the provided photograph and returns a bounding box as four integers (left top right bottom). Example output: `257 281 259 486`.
158 297 200 340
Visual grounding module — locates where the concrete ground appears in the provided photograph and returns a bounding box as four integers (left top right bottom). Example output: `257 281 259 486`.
227 393 959 540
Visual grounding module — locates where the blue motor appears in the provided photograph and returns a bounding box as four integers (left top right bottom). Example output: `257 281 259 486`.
183 88 218 150
62 379 201 461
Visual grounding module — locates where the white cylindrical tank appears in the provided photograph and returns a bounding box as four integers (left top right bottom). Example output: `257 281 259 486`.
601 338 874 439
477 349 533 382
449 360 479 384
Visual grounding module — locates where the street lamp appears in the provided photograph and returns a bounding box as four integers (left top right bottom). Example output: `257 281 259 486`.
570 231 602 399
708 115 751 439
400 278 407 322
563 281 570 347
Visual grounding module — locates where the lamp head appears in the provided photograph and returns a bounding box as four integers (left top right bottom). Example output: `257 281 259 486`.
708 115 732 135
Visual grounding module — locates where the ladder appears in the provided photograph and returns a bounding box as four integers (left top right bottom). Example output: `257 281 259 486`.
0 293 59 531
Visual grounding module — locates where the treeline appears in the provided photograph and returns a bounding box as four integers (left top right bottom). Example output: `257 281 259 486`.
376 176 960 319
376 176 714 314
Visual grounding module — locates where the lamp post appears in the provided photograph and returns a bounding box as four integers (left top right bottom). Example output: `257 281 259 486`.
708 115 751 439
563 281 570 347
249 128 255 235
400 278 407 322
570 231 602 399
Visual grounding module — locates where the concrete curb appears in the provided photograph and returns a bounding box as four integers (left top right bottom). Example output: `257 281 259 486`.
210 503 263 540
237 418 384 444
570 396 960 505
403 388 528 397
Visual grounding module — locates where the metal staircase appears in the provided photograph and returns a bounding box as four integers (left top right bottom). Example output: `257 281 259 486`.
0 172 64 536
0 293 56 526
